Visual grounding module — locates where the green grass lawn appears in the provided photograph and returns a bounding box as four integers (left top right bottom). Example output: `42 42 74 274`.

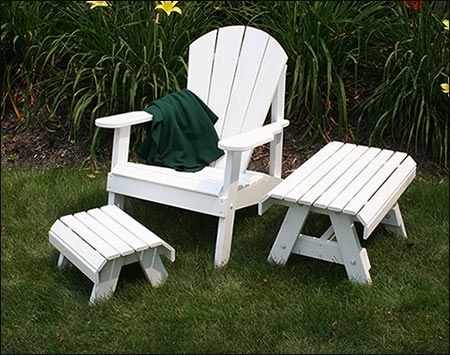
1 166 448 354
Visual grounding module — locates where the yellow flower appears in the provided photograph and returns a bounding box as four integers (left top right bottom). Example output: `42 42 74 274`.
86 1 111 9
443 19 449 31
441 83 449 96
155 1 182 16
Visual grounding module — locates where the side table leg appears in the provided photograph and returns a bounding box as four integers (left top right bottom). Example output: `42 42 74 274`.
329 212 372 283
139 248 168 287
381 202 407 238
90 258 124 304
268 205 310 265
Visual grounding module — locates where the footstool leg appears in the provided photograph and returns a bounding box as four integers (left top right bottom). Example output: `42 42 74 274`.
329 212 372 283
381 202 407 238
138 248 168 287
89 258 124 304
268 205 310 265
57 253 71 269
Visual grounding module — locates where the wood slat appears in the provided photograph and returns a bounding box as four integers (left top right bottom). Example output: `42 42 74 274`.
299 145 369 206
313 147 381 209
73 212 135 256
50 220 106 274
60 215 120 260
100 205 162 248
284 144 357 203
327 149 394 212
342 152 407 215
187 29 217 104
87 208 148 252
358 156 416 237
269 141 344 199
209 26 246 135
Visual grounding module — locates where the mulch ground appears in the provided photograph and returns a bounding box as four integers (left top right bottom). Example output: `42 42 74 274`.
1 109 448 180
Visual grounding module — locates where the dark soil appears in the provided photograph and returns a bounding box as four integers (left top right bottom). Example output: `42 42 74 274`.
1 109 448 180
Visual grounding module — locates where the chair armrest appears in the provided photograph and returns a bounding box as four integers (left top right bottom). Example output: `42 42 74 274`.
95 111 153 129
218 119 289 152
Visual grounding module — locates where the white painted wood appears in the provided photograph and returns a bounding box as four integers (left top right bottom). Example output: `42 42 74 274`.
327 149 394 212
268 204 310 265
90 258 124 304
209 26 246 135
100 205 176 261
268 141 344 200
329 212 372 283
284 143 357 203
95 111 152 129
343 151 408 215
218 120 289 152
187 29 217 103
87 208 148 252
108 192 124 209
291 234 344 265
50 220 106 273
219 27 270 140
299 145 368 206
358 156 416 239
138 248 168 287
74 211 135 256
313 147 381 209
60 215 121 260
111 126 131 168
381 202 407 238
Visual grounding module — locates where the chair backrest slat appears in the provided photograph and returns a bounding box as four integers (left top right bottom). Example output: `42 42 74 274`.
187 26 287 173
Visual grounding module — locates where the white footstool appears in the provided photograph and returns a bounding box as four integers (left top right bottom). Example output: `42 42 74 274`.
49 205 175 304
259 141 416 283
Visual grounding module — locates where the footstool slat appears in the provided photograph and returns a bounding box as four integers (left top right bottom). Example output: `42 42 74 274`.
87 208 148 252
101 205 175 261
74 212 134 256
49 221 106 281
60 215 121 260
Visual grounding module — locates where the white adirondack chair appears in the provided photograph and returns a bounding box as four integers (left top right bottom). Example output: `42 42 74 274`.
95 25 289 267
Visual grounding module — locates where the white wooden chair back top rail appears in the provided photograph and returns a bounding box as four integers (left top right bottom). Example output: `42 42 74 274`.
267 142 415 218
187 25 288 173
111 162 264 196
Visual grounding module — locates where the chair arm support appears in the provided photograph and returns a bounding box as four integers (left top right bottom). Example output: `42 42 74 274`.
95 111 153 129
218 119 289 152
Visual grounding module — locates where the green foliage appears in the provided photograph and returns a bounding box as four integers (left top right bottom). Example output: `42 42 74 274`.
1 1 449 165
354 1 449 165
1 166 449 353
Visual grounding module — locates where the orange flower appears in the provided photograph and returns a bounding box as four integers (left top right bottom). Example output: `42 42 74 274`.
403 0 424 10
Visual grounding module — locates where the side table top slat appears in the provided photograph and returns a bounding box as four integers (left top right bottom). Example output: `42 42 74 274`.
299 145 369 206
284 143 357 203
269 141 344 199
326 149 394 212
342 151 408 215
313 147 381 209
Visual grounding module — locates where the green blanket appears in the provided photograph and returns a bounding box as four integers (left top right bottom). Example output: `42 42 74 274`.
137 89 224 172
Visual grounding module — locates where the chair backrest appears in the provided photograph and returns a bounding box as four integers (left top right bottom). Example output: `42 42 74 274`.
187 26 288 172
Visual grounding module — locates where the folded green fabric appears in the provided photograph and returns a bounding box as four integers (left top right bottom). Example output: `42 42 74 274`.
137 89 224 172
